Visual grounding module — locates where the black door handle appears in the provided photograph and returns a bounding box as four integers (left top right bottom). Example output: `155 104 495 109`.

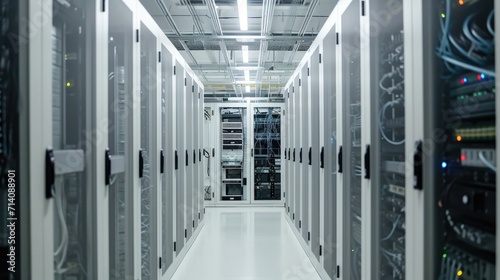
288 148 290 161
293 148 296 162
193 149 196 164
212 148 215 157
175 150 178 170
320 146 324 169
199 149 201 162
299 148 302 163
160 149 165 174
308 147 312 166
105 148 112 185
338 146 343 173
251 148 254 157
414 140 423 190
364 145 370 179
45 149 55 198
139 149 144 178
284 148 287 160
186 150 189 166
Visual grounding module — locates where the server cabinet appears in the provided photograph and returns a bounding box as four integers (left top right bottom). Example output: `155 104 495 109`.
220 106 248 203
365 0 406 279
288 84 295 220
251 106 283 203
281 86 292 217
185 74 194 240
309 48 321 261
294 75 301 229
139 19 159 280
339 0 362 278
193 82 199 230
175 63 186 254
300 66 310 242
160 45 174 274
425 0 495 279
198 86 205 221
108 1 136 278
321 28 338 279
50 0 109 278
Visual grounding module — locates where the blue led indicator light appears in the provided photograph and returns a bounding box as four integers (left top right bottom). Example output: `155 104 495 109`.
441 162 447 168
481 73 485 79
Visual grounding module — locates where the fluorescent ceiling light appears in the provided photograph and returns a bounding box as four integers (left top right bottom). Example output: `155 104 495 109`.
233 66 262 71
246 85 251 93
242 46 249 63
237 0 248 31
244 70 250 81
235 80 257 84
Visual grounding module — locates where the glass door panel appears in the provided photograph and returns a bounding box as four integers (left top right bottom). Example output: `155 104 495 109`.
185 75 193 240
310 49 321 261
341 1 362 278
139 22 157 280
161 45 174 274
370 0 406 279
323 28 338 278
175 64 185 254
300 67 309 242
108 1 134 278
52 1 92 278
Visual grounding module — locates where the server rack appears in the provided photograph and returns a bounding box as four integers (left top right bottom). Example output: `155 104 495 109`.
160 44 174 274
139 18 160 280
285 87 292 217
175 63 186 255
252 107 282 201
49 1 106 278
433 0 496 279
220 108 245 201
108 1 135 278
198 86 205 221
321 27 338 279
185 74 193 241
300 66 310 243
340 1 363 279
193 81 199 230
294 75 301 229
309 47 321 261
288 83 296 219
366 0 406 278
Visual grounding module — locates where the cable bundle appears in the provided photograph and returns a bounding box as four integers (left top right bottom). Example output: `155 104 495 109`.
437 0 495 77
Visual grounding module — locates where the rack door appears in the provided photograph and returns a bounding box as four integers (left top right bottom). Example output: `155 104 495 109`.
108 0 135 278
340 0 362 278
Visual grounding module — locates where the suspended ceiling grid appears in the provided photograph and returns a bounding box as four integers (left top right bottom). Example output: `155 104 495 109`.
140 0 337 101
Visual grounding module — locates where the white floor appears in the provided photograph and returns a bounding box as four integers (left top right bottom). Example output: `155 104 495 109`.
170 207 322 280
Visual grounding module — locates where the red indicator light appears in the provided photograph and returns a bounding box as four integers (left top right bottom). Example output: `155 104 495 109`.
477 74 482 80
461 154 466 161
